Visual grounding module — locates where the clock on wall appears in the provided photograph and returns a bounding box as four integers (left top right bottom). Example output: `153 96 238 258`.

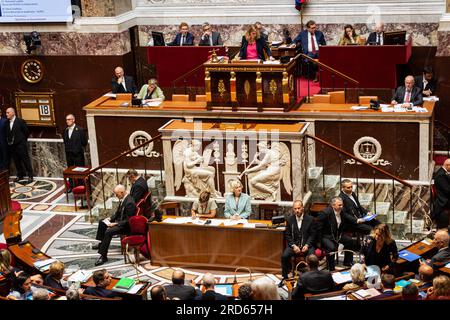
20 59 44 84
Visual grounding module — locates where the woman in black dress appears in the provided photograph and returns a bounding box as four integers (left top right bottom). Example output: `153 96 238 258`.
362 224 398 273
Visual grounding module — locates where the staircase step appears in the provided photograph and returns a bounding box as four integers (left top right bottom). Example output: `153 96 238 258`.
381 211 408 225
357 193 374 208
368 202 391 216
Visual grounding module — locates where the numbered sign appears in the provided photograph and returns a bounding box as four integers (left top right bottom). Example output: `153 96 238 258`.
14 92 55 127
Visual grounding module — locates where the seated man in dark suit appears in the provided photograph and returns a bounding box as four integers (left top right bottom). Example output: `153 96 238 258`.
370 273 395 299
93 184 136 266
279 200 317 286
414 66 437 97
340 179 380 235
111 66 137 95
318 197 358 271
126 169 148 203
292 20 326 82
432 158 450 229
0 110 9 171
391 75 423 107
150 285 168 301
427 230 450 269
163 270 200 300
44 261 67 291
291 254 335 300
195 273 227 300
418 263 434 290
198 22 223 46
366 22 385 45
83 269 117 298
168 22 195 46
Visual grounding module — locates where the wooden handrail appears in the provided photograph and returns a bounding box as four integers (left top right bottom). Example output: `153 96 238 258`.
300 53 359 85
89 134 162 175
306 134 413 188
172 61 207 86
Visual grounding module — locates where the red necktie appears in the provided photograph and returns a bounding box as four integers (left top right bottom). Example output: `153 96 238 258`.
405 90 411 103
311 33 317 54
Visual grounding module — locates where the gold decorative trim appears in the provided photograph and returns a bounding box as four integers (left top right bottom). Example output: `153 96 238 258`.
218 79 226 98
244 80 251 100
256 72 262 104
205 71 211 103
282 72 289 104
269 79 277 100
230 72 237 102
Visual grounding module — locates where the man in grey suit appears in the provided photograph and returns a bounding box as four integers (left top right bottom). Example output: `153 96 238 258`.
198 22 223 46
391 75 423 107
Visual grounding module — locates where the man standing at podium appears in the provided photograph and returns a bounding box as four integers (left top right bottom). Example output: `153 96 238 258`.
391 75 423 107
366 22 385 45
169 22 195 46
292 20 326 82
199 22 222 46
111 66 137 95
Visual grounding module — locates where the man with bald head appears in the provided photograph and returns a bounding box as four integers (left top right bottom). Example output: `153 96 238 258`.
279 200 317 286
111 66 137 94
391 75 423 107
195 273 227 300
418 263 434 289
367 22 385 45
5 107 33 183
429 230 450 269
93 184 136 266
433 159 450 228
163 269 199 300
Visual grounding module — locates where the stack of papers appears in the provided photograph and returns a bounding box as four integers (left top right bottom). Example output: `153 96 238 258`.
263 60 281 65
72 167 89 172
103 93 116 98
352 288 381 300
423 96 439 101
445 262 450 269
319 294 347 301
67 270 93 284
34 259 56 272
350 106 369 110
332 271 352 284
243 223 256 228
421 238 433 245
142 101 162 107
208 219 224 227
163 217 192 224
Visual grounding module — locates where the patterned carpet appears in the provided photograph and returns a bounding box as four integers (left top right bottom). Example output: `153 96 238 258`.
3 177 289 298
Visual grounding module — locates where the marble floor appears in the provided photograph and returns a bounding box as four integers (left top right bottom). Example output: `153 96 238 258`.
2 177 295 299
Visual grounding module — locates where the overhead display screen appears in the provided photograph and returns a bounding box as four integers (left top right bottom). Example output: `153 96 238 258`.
0 0 72 23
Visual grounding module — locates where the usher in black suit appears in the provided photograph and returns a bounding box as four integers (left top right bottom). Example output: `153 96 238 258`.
63 124 87 167
281 214 317 278
433 167 450 228
339 191 380 235
130 176 148 203
318 206 357 270
6 116 33 180
95 194 136 257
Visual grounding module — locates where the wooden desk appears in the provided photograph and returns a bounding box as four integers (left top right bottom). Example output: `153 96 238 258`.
439 266 450 276
148 216 284 273
83 276 150 300
8 241 52 275
396 237 437 264
3 210 22 245
63 166 92 209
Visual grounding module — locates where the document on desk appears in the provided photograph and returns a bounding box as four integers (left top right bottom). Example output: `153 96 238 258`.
381 106 394 112
332 271 352 284
319 294 347 301
67 270 92 283
445 262 450 269
72 167 89 172
398 249 421 262
103 93 116 98
34 258 56 269
421 238 433 245
209 219 223 226
243 223 256 229
223 220 240 226
163 217 191 224
263 60 281 65
353 288 381 300
127 283 144 294
350 106 369 110
142 101 162 107
423 96 439 102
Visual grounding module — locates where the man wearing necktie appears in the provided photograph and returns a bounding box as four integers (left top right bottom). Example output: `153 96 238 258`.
199 22 223 46
169 22 194 46
366 22 385 45
432 158 450 229
391 75 423 107
93 184 136 266
292 20 326 82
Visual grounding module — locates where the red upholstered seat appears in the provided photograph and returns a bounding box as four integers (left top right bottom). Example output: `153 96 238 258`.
121 235 145 247
10 201 21 211
72 186 86 194
129 215 147 235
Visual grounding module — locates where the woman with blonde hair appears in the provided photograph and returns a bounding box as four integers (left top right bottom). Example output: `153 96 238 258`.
343 263 367 291
191 190 217 219
44 261 67 290
238 25 274 61
224 180 252 220
362 224 398 272
137 78 165 103
426 275 450 300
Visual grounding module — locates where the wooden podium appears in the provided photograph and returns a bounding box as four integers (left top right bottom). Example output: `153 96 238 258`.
204 59 298 112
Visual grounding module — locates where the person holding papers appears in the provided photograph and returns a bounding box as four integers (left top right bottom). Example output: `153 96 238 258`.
191 190 217 219
224 180 252 220
391 75 423 107
279 200 317 287
340 179 380 234
238 25 274 61
137 78 165 103
92 184 136 266
362 224 398 273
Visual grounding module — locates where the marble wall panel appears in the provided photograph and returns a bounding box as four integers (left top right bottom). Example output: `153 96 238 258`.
139 22 439 47
0 31 131 56
437 31 450 56
81 0 115 17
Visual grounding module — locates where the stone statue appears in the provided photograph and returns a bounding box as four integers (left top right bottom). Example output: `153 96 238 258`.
242 141 292 201
173 139 221 198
